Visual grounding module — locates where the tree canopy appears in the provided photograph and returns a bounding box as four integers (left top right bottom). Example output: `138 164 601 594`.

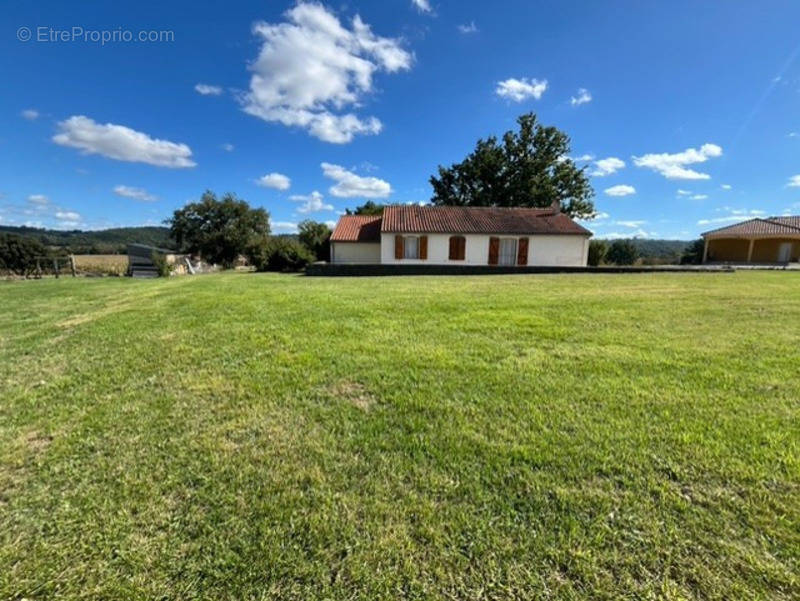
606 239 639 265
298 220 332 261
0 233 48 276
429 113 595 218
345 201 384 216
166 191 270 268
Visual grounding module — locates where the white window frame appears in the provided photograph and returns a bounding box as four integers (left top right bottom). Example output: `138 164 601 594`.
403 236 420 259
498 237 518 266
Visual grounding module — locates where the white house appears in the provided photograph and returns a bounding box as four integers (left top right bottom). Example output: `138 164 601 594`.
329 204 592 267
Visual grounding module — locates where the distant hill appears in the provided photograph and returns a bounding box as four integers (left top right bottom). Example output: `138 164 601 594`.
606 238 694 264
0 225 174 254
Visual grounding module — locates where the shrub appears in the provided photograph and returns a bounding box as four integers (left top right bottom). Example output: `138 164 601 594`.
606 239 639 265
252 237 314 272
587 239 608 266
0 233 47 277
151 251 172 277
680 239 705 265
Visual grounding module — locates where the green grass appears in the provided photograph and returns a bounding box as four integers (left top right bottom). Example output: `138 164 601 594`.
1 272 798 600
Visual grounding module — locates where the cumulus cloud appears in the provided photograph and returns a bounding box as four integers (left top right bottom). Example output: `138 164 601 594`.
321 162 392 198
698 209 765 226
720 184 732 190
114 185 158 202
257 172 291 190
592 157 625 177
690 194 708 200
572 153 595 162
495 78 548 102
21 109 39 120
55 210 81 222
787 175 800 187
677 189 692 196
633 143 722 180
242 3 412 144
195 83 223 96
411 0 431 12
458 22 478 34
289 190 334 213
220 143 235 152
570 88 592 106
615 220 646 228
53 116 196 168
604 184 636 197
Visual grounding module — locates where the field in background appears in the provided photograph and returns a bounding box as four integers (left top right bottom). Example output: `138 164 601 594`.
1 272 798 599
72 254 129 276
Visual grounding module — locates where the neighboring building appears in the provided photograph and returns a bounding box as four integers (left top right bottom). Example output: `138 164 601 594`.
329 204 591 266
701 216 800 264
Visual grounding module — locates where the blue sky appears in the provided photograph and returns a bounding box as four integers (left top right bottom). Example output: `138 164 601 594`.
2 0 800 239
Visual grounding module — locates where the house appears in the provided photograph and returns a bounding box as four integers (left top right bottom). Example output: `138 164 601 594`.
701 216 800 264
329 203 591 267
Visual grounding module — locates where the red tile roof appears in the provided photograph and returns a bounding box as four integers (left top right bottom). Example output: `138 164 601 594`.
380 205 592 236
330 215 382 242
702 216 800 237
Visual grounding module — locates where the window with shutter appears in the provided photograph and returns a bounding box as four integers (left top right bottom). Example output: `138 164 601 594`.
403 236 419 259
498 238 517 266
394 235 404 259
449 236 466 260
517 237 529 265
419 236 428 260
488 237 500 265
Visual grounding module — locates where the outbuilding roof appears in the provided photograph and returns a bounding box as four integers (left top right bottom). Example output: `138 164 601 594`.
380 205 592 236
329 215 382 242
702 216 800 238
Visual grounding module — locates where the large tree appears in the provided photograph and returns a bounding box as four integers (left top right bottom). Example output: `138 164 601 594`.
166 191 270 268
429 113 595 218
297 219 332 261
344 201 384 216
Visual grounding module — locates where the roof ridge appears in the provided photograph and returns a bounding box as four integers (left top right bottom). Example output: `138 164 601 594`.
763 216 800 232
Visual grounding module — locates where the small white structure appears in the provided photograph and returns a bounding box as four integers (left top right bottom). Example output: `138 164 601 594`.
330 204 591 267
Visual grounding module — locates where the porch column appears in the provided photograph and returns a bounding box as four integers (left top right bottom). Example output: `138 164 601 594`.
702 238 709 263
746 238 755 263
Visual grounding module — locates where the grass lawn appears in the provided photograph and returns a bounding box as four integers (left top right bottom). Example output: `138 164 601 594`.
1 272 798 600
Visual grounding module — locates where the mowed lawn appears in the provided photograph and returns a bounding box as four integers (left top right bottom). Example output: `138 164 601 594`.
1 272 798 600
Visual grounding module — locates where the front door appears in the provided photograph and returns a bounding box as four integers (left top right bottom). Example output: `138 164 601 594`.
778 242 792 263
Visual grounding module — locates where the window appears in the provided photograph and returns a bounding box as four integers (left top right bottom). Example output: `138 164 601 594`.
449 236 466 260
403 236 419 259
498 238 517 266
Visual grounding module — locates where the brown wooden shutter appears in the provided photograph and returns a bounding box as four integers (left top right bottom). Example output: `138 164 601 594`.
449 236 465 260
517 237 529 265
488 237 499 265
419 236 428 260
459 236 466 260
394 235 404 259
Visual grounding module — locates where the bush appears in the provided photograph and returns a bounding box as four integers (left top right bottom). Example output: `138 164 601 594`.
606 239 639 265
0 233 47 277
587 239 608 266
680 239 705 265
251 237 314 272
151 251 172 277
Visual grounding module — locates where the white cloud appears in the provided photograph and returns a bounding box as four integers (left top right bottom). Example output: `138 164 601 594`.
272 221 298 233
289 191 333 213
787 175 800 187
53 116 196 168
572 153 595 162
27 194 49 206
633 143 722 180
570 88 592 106
257 172 291 190
602 229 656 239
615 220 646 228
677 189 692 196
592 157 625 177
242 3 412 144
195 83 223 96
55 210 81 222
690 194 708 200
788 132 798 138
698 209 765 226
114 185 158 202
604 184 636 197
221 143 235 152
411 0 431 12
495 78 548 102
321 162 392 198
720 184 732 190
458 22 478 34
21 109 39 120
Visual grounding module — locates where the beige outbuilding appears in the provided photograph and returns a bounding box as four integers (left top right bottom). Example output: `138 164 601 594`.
701 216 800 264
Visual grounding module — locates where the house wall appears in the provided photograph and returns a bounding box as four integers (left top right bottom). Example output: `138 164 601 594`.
706 237 800 263
380 233 588 266
330 242 381 264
